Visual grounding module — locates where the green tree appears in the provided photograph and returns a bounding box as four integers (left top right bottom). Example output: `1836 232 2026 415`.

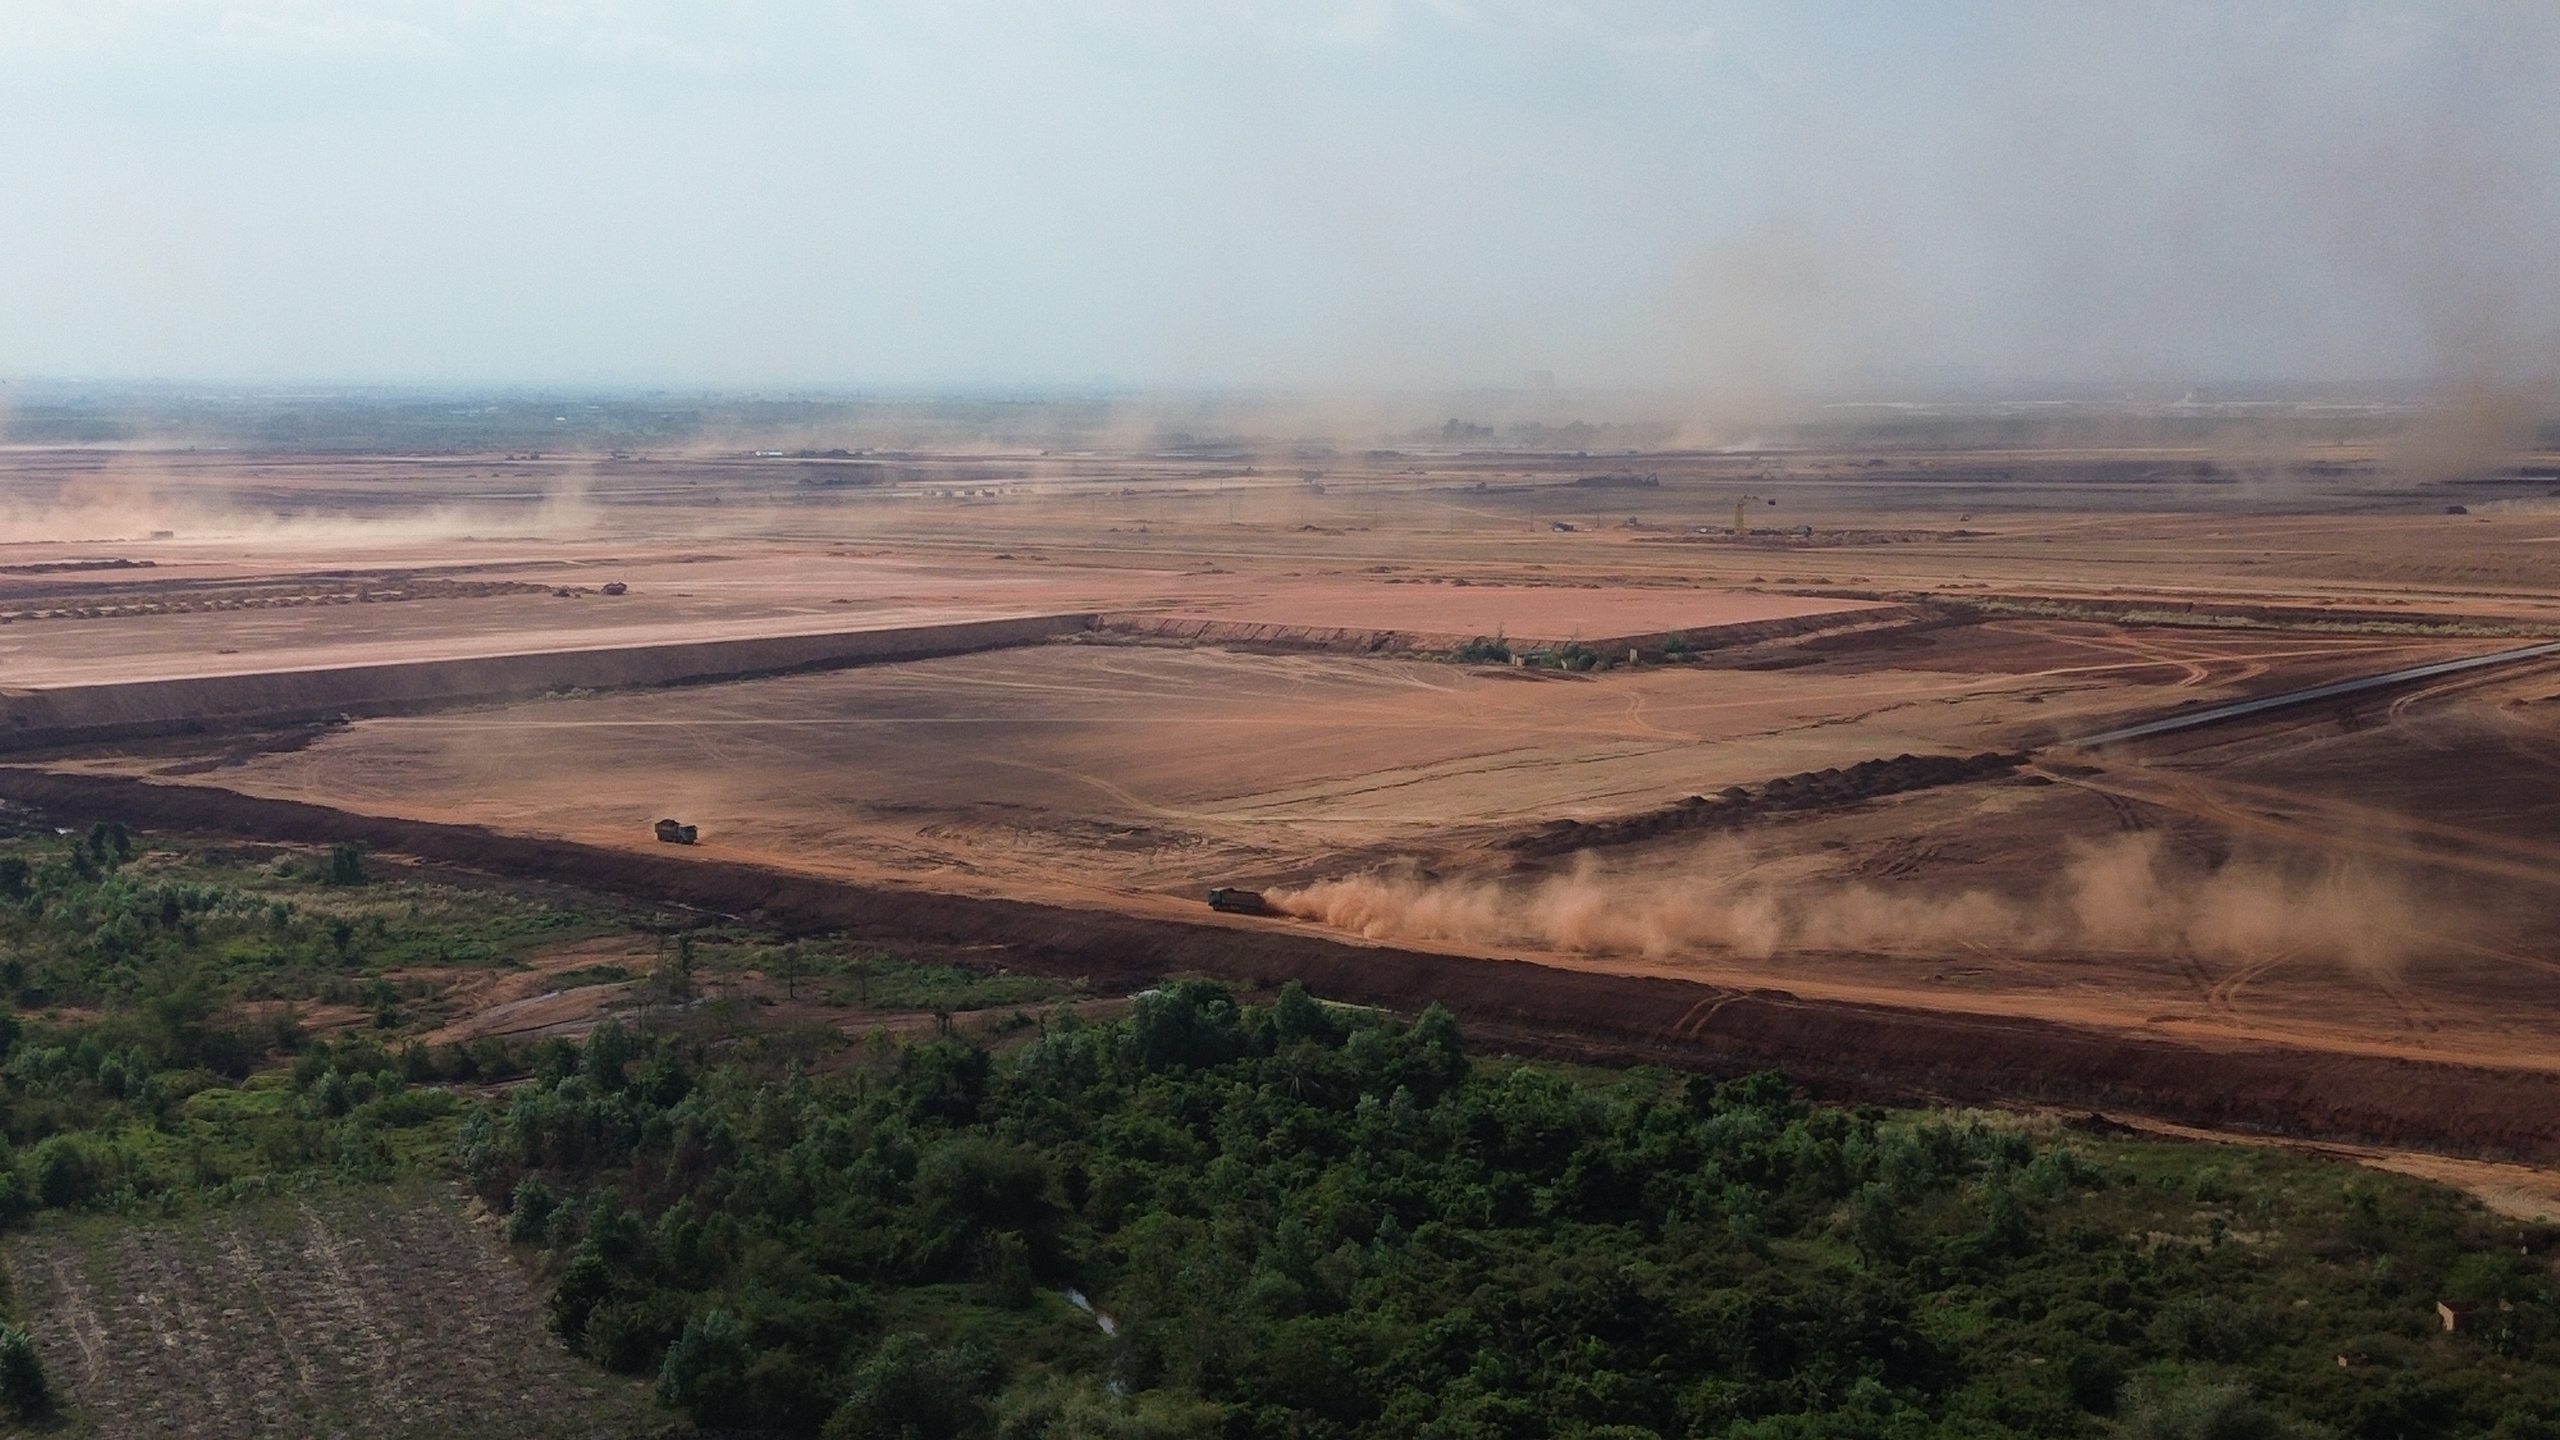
325 840 367 886
584 1019 631 1090
657 1308 753 1425
825 1333 999 1440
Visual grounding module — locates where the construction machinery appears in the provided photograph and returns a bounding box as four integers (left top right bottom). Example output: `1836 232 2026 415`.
654 818 698 845
1207 887 1273 915
1734 495 1776 538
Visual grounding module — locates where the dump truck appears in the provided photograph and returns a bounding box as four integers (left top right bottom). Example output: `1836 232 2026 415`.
1206 887 1272 915
654 819 698 845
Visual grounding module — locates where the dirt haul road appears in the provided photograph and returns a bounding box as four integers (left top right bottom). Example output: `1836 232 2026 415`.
60 620 2560 1080
12 438 2560 1171
11 766 2560 1167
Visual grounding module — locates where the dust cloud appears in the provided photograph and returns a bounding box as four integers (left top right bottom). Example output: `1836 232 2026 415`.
0 465 604 547
2379 382 2558 486
1273 833 2430 972
1647 8 2560 451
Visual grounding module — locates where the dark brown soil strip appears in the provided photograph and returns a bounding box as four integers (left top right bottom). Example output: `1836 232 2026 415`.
7 765 2560 1164
1504 751 2025 856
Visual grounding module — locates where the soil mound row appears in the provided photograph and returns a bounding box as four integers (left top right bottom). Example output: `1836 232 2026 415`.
0 612 1092 752
1936 594 2560 637
1095 605 1920 659
6 767 2560 1166
1507 751 2026 855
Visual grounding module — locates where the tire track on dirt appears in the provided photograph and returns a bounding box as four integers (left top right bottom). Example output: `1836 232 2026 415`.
2060 771 2560 890
2205 951 2296 1023
38 1247 109 1389
295 1201 412 1422
217 1218 321 1425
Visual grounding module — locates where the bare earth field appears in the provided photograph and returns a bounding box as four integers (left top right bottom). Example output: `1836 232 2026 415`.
9 1180 658 1438
10 436 2560 1162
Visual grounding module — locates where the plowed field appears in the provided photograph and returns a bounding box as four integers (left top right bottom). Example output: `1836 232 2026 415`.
10 1181 658 1438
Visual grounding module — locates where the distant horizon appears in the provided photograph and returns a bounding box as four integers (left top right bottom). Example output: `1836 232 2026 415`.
0 374 2496 408
8 375 2552 471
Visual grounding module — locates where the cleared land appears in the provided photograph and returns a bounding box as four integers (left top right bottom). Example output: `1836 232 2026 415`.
10 1181 658 1438
9 436 2560 1160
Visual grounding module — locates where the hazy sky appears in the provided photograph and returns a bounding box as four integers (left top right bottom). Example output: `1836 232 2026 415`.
2 2 2556 392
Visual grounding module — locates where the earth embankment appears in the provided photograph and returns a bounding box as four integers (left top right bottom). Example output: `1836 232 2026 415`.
0 612 1092 751
1095 603 1921 658
7 766 2560 1166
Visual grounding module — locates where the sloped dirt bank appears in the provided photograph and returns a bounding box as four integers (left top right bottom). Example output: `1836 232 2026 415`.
0 612 1092 752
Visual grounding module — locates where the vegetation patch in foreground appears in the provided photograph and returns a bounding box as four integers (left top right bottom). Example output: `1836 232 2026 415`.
5 819 2560 1438
477 982 2560 1439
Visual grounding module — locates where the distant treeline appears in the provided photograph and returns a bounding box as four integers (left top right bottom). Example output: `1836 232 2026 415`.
0 389 1125 453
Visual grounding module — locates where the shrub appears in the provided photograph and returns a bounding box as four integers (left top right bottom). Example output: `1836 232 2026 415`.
584 1019 631 1090
325 841 366 886
30 1134 102 1209
992 1374 1221 1440
2116 1379 2301 1440
825 1332 999 1440
2150 1296 2275 1363
506 1173 559 1244
585 1288 692 1375
1129 980 1248 1074
658 1308 755 1426
1270 980 1342 1047
2064 1348 2126 1414
0 1324 48 1419
551 1251 617 1345
366 1088 453 1128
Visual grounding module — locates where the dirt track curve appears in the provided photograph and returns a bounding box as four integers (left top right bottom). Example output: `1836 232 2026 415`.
10 766 2560 1165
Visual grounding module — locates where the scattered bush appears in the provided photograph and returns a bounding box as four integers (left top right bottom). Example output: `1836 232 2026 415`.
0 1324 48 1419
2117 1379 2304 1440
825 1333 999 1440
